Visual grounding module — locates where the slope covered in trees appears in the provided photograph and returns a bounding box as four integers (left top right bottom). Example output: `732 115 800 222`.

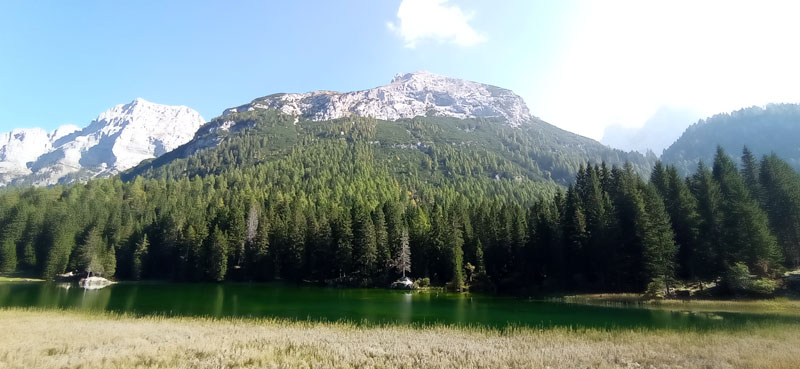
662 104 800 175
123 109 656 186
1 132 798 294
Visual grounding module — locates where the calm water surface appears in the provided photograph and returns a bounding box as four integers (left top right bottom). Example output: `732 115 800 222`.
1 282 797 329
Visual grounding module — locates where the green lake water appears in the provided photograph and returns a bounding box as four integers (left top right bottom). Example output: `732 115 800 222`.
0 282 797 330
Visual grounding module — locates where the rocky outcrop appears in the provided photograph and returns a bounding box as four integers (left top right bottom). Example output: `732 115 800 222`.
223 71 531 127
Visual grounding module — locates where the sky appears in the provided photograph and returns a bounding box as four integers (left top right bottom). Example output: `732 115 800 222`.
1 0 799 140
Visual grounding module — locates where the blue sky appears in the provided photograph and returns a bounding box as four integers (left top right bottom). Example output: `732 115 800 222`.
2 0 799 139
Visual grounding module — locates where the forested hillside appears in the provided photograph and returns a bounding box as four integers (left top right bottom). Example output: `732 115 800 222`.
662 104 800 175
124 109 655 185
2 113 798 294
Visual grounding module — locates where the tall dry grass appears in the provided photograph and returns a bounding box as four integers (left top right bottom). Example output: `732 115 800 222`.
0 308 798 369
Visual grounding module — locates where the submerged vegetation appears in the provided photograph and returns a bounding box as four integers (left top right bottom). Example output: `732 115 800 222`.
0 308 799 369
0 111 798 297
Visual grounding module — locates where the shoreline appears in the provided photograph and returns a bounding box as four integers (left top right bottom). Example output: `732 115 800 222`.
557 293 800 316
4 277 798 315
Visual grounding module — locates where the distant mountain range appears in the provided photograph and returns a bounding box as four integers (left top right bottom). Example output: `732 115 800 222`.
601 107 700 155
0 99 204 186
2 72 796 189
661 104 800 174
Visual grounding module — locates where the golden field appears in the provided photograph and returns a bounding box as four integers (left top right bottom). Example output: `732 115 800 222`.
0 309 799 369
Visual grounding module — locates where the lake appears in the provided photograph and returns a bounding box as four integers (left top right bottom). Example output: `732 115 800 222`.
0 282 796 330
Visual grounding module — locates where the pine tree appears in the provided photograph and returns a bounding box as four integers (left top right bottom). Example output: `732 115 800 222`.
250 214 271 280
561 185 587 289
640 185 678 294
103 243 117 278
352 204 377 278
41 207 76 279
372 206 390 275
131 234 149 280
741 146 762 203
446 215 465 290
208 226 228 282
662 166 700 279
650 161 669 196
75 227 105 276
0 206 26 273
713 147 782 275
394 229 411 278
759 154 800 267
0 238 17 274
689 161 724 279
332 210 353 278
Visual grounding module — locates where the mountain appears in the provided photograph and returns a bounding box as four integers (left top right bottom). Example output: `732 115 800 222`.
0 98 205 187
0 126 81 186
125 72 656 185
223 71 531 127
601 107 700 155
661 104 800 174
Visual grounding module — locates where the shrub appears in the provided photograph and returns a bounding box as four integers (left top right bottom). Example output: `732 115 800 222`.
414 277 430 288
725 263 777 296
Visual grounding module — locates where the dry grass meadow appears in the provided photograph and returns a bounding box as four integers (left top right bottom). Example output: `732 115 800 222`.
0 309 799 369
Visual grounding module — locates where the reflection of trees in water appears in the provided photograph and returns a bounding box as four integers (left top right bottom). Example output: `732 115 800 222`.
123 284 139 311
213 284 224 317
398 292 413 324
0 284 10 304
79 286 112 311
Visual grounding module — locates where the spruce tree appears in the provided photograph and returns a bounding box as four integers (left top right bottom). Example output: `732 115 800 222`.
662 166 700 279
741 146 762 203
352 204 377 278
208 226 228 282
640 185 678 294
131 234 149 281
759 154 800 267
713 147 782 275
688 161 724 279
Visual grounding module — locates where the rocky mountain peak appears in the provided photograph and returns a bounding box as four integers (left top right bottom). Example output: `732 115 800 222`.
0 99 205 187
223 72 532 126
390 70 436 83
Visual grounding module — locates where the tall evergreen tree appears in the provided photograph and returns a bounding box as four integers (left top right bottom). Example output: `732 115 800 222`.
688 161 724 279
759 154 800 267
208 226 228 282
131 234 149 281
640 185 678 293
741 146 762 202
713 147 781 275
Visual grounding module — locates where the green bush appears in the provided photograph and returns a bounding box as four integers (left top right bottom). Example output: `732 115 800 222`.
645 277 668 298
725 263 777 295
414 277 430 288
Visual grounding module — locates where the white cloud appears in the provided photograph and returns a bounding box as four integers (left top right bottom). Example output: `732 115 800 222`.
387 0 486 48
534 0 800 140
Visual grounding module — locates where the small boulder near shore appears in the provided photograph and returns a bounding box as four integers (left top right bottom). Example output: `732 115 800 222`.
78 276 114 290
391 277 415 290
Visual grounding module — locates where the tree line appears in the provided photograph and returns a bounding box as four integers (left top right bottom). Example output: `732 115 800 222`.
0 145 798 294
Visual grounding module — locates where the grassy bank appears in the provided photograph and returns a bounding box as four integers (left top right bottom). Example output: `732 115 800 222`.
1 309 799 369
0 276 44 282
560 294 800 316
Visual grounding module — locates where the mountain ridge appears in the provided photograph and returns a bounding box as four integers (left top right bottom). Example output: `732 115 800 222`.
222 71 532 127
661 103 800 174
0 98 205 187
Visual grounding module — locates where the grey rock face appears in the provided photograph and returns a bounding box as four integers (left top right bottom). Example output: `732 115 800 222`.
223 71 531 127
